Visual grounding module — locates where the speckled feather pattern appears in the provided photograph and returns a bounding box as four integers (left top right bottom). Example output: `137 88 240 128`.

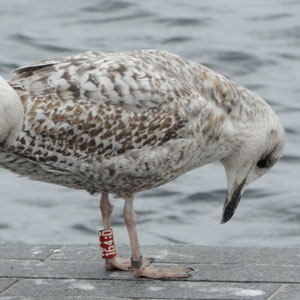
0 50 268 197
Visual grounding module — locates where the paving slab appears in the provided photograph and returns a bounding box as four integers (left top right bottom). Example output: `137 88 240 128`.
271 284 300 300
1 244 300 300
52 244 300 265
0 297 132 300
0 279 17 293
1 258 300 283
0 244 62 260
1 296 196 300
2 279 280 300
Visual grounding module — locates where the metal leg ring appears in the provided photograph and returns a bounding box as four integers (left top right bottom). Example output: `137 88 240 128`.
131 256 143 269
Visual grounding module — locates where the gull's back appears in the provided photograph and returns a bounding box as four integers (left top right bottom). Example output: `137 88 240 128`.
2 50 240 196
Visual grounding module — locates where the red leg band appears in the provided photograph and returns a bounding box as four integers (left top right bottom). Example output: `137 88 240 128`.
99 229 117 259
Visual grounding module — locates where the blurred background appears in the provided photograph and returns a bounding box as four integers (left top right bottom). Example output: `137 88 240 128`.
0 0 299 247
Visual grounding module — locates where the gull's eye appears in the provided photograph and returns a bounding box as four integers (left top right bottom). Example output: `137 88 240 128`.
257 157 271 169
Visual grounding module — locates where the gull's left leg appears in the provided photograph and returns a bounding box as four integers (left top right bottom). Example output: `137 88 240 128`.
123 196 193 279
99 192 153 271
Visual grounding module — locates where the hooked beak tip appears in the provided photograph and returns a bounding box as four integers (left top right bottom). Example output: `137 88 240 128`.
220 218 226 225
221 179 246 224
220 203 236 224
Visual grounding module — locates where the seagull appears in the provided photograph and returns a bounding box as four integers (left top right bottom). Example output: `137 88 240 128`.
0 50 284 279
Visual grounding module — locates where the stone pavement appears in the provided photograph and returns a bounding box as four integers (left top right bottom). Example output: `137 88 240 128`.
0 244 300 299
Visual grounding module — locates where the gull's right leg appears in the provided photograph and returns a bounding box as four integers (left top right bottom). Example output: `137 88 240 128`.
100 192 153 271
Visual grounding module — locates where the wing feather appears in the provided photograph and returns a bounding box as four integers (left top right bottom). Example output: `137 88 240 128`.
10 50 192 162
10 50 195 111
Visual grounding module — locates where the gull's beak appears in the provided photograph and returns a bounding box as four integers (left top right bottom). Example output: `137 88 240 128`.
220 178 246 224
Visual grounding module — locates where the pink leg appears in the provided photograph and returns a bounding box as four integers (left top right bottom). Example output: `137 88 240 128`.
99 193 153 271
100 192 114 230
123 196 193 279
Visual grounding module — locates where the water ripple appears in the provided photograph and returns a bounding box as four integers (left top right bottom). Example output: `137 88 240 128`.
157 17 210 27
156 234 187 244
72 223 96 235
11 33 74 53
184 189 226 203
213 51 273 75
278 53 300 60
250 13 292 21
162 36 192 44
284 127 299 135
281 155 300 163
244 189 276 199
260 26 300 44
76 11 153 25
0 223 10 230
83 0 135 13
141 189 181 198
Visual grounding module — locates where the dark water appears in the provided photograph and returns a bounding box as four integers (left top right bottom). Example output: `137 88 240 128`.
0 0 300 247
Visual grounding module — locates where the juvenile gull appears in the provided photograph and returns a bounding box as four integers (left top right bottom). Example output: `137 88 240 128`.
0 50 285 279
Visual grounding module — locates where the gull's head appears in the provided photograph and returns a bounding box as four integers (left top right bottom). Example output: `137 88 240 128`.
220 103 285 224
0 76 24 148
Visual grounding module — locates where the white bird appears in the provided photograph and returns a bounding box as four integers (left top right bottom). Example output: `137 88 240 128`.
0 50 284 279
